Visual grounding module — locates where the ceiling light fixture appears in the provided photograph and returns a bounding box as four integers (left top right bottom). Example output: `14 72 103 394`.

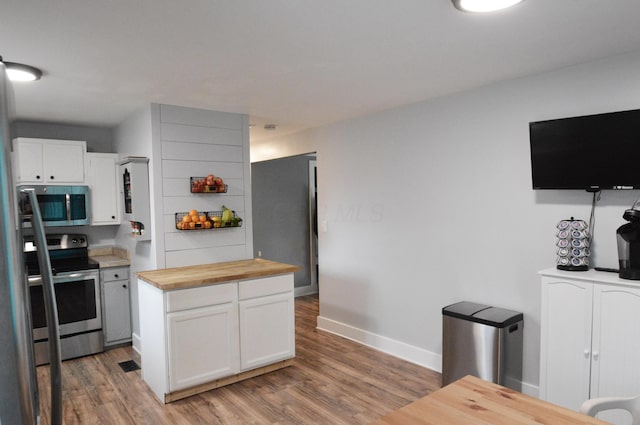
0 55 42 81
452 0 525 13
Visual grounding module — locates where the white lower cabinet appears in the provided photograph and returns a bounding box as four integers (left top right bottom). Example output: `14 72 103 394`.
167 303 239 390
138 272 294 403
540 269 640 424
239 287 295 371
101 267 132 346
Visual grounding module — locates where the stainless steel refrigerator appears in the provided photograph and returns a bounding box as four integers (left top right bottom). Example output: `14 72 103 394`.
0 62 62 424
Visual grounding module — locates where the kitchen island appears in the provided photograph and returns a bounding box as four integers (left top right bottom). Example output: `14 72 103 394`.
137 258 299 403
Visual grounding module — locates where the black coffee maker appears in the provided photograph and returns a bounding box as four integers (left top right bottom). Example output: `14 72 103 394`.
617 199 640 280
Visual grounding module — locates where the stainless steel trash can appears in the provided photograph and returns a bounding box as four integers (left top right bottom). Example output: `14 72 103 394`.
442 301 523 391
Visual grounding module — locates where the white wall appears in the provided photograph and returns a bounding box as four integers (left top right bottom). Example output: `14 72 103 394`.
113 106 156 358
113 104 252 358
251 50 640 394
156 105 253 268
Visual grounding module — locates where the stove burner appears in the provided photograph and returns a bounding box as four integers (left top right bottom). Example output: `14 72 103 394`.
23 233 97 276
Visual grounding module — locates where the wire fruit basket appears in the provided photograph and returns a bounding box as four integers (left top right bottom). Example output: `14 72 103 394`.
175 210 242 230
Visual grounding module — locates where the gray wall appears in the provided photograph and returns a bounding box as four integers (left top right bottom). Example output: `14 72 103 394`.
252 154 313 288
12 120 113 152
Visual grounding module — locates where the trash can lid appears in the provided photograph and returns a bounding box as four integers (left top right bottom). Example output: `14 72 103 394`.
473 307 523 328
442 301 491 319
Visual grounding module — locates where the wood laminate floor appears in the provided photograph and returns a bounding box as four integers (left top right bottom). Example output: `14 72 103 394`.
37 295 441 424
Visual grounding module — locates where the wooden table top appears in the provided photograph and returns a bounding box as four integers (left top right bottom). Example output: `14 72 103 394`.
137 258 299 290
371 375 608 425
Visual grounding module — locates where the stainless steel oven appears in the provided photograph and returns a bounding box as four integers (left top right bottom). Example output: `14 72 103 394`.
24 234 103 365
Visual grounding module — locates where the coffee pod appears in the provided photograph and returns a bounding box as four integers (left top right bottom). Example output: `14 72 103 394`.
571 229 590 239
557 229 570 239
571 248 590 258
557 239 569 248
557 220 571 230
571 238 590 248
557 247 570 257
571 257 589 267
570 220 588 230
557 257 570 266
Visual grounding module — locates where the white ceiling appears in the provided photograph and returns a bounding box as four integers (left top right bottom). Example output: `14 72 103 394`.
3 0 640 143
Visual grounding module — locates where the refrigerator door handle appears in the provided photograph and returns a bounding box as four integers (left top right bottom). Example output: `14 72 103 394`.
22 188 63 425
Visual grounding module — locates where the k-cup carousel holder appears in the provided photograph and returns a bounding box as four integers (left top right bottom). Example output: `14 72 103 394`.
556 217 590 271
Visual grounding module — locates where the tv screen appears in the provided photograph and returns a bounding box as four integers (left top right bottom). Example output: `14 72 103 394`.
529 109 640 190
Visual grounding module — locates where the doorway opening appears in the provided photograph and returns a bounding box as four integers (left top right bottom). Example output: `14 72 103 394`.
251 153 318 296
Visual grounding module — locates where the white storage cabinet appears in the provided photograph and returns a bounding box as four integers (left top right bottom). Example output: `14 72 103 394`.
13 138 86 184
166 283 240 391
138 272 295 403
101 267 132 346
540 269 640 424
238 274 295 371
87 153 120 225
119 157 151 240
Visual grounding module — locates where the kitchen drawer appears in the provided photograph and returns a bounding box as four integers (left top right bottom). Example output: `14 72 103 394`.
102 267 129 282
166 282 236 313
238 274 293 301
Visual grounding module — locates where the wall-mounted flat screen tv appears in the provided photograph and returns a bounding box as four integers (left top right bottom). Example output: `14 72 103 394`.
529 108 640 190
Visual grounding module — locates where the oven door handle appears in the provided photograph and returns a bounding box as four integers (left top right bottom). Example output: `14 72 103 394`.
21 188 63 425
55 272 92 280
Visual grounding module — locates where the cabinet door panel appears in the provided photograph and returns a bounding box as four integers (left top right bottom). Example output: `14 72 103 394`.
14 141 44 182
239 292 294 371
43 143 85 182
592 286 640 401
103 279 131 344
88 153 120 225
167 303 239 391
540 278 593 411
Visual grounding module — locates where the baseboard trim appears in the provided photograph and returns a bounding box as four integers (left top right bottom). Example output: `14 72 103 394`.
132 332 142 366
316 315 540 397
317 315 442 373
294 285 318 297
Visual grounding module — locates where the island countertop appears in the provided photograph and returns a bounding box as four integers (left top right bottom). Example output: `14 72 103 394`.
137 258 299 291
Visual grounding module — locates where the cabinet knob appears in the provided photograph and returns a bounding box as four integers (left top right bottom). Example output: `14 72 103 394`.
593 351 599 361
122 284 127 288
50 175 55 180
584 349 590 358
36 175 40 180
111 216 116 219
114 274 119 278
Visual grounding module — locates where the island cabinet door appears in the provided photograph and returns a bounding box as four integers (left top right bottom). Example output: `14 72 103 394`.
167 302 240 391
239 290 295 371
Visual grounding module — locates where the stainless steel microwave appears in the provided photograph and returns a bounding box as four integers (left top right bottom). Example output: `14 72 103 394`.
18 185 90 227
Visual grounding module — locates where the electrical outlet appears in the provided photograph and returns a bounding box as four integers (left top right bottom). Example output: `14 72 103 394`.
257 250 262 257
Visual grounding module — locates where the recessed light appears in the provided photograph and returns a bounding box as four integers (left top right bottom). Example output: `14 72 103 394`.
452 0 525 13
0 56 42 81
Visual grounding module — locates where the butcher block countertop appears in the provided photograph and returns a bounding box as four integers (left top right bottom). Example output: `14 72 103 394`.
137 258 299 291
371 375 607 425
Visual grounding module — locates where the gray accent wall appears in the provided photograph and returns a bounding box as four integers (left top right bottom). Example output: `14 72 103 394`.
12 120 113 152
252 154 314 289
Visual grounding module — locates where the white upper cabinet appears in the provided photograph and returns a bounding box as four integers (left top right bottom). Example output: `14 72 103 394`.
13 138 86 184
87 153 120 225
